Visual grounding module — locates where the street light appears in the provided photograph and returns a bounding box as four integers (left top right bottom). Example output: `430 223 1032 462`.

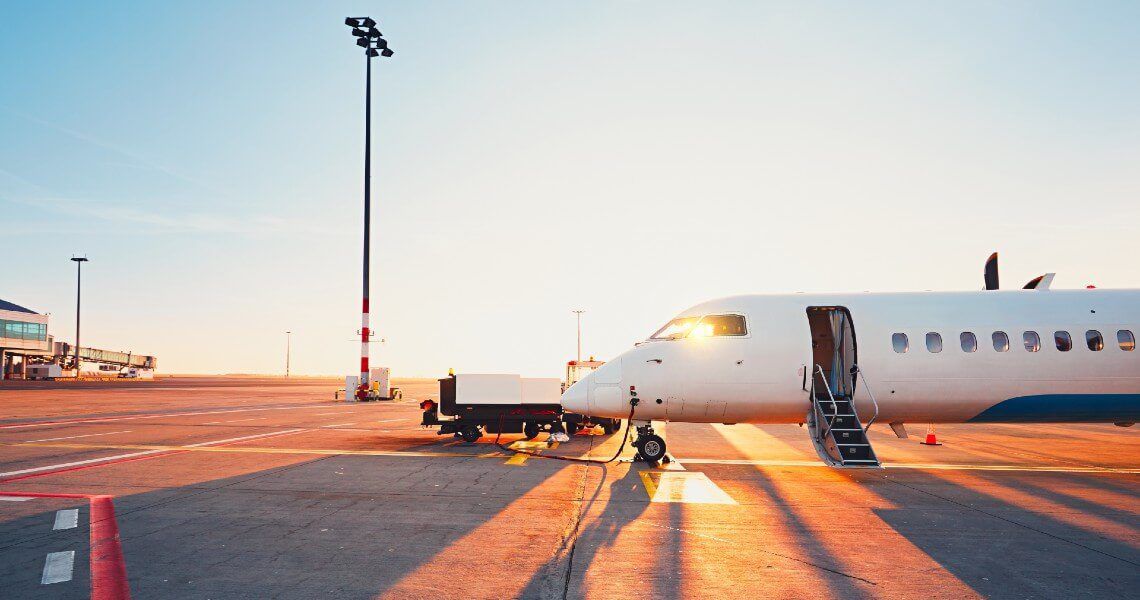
572 310 586 364
70 256 89 378
285 331 291 378
344 16 394 392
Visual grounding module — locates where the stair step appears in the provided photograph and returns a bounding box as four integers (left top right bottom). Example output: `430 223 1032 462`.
828 415 861 430
831 429 867 444
841 459 880 465
836 444 876 461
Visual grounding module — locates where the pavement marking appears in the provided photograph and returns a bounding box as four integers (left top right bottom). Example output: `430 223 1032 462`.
216 417 267 424
0 496 35 501
0 429 306 480
41 551 75 584
374 419 408 424
183 429 307 448
680 457 1140 474
0 449 168 479
639 471 737 504
53 509 79 530
320 423 358 428
505 453 531 466
21 430 134 444
0 404 340 430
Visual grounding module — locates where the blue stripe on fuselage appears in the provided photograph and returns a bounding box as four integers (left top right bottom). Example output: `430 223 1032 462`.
968 394 1140 423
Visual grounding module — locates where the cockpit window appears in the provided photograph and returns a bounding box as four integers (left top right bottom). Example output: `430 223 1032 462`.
650 317 701 340
649 314 748 340
690 314 748 337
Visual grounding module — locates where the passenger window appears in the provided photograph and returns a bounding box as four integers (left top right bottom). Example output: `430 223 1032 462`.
960 332 977 353
892 333 909 353
926 332 943 353
689 314 748 338
1055 331 1072 352
1023 331 1041 352
1085 330 1104 351
992 331 1009 352
1119 330 1136 351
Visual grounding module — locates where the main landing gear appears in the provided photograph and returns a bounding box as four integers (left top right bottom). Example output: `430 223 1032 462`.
633 422 667 464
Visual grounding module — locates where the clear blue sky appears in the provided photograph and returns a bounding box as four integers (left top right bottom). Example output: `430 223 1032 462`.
2 2 1138 376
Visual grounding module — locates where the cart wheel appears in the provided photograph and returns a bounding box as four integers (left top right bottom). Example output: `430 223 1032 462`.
460 424 482 443
523 421 540 440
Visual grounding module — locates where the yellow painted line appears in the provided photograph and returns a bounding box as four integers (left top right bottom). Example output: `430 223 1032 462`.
505 453 531 466
677 458 1140 474
10 440 1134 474
638 471 737 504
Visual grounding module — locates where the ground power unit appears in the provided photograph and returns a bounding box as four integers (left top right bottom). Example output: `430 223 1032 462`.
421 374 563 442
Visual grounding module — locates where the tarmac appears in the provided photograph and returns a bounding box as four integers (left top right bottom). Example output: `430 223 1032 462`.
0 376 1136 599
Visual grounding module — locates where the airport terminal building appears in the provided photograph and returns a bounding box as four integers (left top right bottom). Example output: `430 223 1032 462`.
0 298 157 379
0 299 53 379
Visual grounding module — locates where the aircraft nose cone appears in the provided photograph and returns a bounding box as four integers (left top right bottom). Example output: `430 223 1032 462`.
561 381 589 415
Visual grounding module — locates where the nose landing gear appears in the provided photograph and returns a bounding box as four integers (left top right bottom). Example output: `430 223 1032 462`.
633 423 667 464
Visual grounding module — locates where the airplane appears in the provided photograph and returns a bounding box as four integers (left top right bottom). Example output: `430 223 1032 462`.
560 254 1140 466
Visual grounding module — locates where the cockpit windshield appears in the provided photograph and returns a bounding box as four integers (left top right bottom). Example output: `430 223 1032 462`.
649 314 748 340
650 317 701 340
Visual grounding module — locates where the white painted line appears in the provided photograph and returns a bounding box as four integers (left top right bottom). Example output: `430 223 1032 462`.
220 417 266 423
0 449 167 479
320 423 357 428
374 419 407 424
53 509 79 530
315 412 350 416
0 405 335 430
22 430 133 444
41 551 75 584
0 496 34 501
183 429 306 448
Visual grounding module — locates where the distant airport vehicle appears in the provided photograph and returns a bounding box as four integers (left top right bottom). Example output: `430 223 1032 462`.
421 374 563 442
561 255 1140 466
560 359 622 435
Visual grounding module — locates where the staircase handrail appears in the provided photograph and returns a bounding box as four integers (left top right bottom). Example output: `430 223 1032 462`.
812 364 840 432
851 364 880 429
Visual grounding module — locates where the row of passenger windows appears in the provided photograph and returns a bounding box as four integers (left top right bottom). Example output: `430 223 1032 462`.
0 320 47 342
892 330 1136 354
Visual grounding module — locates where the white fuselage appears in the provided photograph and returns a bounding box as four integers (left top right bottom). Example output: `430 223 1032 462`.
560 289 1140 425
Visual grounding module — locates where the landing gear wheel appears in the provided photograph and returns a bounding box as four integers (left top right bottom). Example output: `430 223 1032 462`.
638 434 667 463
460 424 482 443
602 420 618 435
523 421 540 440
565 422 581 436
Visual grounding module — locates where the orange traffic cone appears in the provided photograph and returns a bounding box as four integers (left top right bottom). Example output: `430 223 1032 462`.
920 424 942 446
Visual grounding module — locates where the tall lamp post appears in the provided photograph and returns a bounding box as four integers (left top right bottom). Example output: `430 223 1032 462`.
285 331 292 378
70 256 89 377
344 16 394 394
572 310 586 364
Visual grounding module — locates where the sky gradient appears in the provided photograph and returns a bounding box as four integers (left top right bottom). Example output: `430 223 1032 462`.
2 1 1138 377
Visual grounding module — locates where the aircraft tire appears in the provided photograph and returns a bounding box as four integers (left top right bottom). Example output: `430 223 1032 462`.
638 434 666 463
523 421 540 440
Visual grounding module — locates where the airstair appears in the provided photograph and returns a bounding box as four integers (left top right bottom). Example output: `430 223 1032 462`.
807 364 880 468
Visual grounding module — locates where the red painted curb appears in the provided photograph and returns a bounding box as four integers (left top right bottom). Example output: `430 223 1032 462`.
90 495 131 600
0 491 132 599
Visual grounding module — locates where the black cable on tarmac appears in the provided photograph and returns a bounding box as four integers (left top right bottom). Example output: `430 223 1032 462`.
492 400 639 464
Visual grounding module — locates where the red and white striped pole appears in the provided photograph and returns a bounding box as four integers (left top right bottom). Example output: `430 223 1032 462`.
358 44 374 398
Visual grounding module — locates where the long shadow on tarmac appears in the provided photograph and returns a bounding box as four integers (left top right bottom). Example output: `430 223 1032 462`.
867 469 1140 599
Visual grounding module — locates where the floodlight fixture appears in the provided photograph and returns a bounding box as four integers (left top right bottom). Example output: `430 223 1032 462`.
352 28 366 37
368 28 382 38
367 49 379 57
361 17 376 27
380 48 394 57
356 38 368 48
344 17 358 26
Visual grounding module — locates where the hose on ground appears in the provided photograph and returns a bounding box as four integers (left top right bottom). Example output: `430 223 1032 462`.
491 400 638 464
